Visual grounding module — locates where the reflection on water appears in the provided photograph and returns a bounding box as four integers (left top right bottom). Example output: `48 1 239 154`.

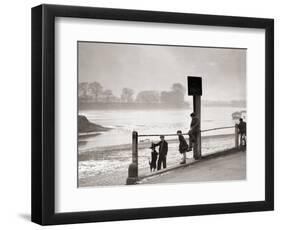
78 107 244 151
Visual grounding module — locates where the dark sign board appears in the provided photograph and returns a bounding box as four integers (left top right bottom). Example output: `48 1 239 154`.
187 76 202 96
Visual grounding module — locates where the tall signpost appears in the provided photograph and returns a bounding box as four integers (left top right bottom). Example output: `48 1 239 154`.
187 76 202 160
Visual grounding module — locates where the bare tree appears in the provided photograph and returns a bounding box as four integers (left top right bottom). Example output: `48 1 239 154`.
161 83 186 104
89 82 103 102
171 83 186 103
136 91 160 103
121 88 134 103
160 91 172 104
172 83 186 94
103 89 114 102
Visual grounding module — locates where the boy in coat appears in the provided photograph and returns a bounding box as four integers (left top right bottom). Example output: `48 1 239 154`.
177 130 189 164
154 135 168 170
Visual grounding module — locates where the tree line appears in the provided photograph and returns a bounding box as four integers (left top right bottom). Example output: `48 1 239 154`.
79 81 187 104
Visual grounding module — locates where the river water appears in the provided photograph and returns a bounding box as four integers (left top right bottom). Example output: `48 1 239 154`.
78 107 245 187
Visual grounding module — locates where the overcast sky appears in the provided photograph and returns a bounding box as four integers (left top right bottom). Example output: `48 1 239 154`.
78 42 246 101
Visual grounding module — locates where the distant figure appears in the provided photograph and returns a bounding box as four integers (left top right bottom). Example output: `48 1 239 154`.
149 143 158 172
177 130 189 164
154 135 168 170
188 112 200 150
237 118 247 147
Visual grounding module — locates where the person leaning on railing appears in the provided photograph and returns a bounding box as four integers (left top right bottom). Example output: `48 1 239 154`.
188 112 200 151
237 118 247 147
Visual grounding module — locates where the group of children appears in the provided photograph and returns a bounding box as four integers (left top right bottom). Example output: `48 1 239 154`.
149 114 247 172
149 112 199 172
149 130 192 172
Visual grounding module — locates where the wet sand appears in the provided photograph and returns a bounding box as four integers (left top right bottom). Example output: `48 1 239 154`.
78 134 238 187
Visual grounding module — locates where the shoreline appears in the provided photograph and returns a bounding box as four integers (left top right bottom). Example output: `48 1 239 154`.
79 133 235 156
78 114 111 133
79 102 245 111
78 134 238 186
79 102 190 111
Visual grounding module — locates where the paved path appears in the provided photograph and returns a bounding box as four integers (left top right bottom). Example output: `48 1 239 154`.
140 151 246 184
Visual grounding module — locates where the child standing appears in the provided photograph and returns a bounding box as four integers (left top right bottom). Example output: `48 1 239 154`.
149 143 158 171
177 130 189 164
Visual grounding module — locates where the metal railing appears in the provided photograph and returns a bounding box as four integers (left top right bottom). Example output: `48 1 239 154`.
126 125 240 184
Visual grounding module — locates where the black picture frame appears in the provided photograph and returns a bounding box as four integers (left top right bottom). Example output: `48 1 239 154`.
31 4 274 225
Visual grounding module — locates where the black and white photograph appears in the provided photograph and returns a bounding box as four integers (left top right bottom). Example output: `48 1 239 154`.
29 3 274 226
77 42 247 187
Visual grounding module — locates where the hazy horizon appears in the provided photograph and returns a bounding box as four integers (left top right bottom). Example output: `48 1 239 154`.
78 42 246 102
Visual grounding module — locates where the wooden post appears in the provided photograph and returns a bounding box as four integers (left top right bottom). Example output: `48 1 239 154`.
187 76 202 160
193 95 202 159
126 131 138 185
235 125 239 148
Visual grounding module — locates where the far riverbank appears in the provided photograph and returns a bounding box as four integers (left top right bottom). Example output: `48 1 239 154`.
79 102 190 110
